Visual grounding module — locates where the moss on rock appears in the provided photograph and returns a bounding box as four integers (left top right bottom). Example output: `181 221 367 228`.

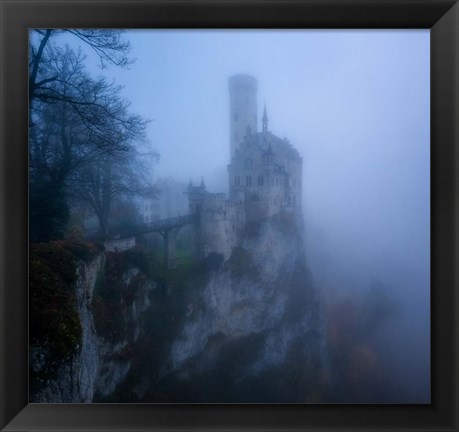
29 241 93 376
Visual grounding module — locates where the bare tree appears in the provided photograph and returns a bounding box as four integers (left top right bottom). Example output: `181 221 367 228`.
69 130 159 238
29 29 132 107
29 40 153 242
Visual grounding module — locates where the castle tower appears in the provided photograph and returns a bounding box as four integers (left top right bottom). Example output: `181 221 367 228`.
229 74 258 159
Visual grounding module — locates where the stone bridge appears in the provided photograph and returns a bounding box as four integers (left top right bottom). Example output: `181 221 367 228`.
131 214 196 236
88 214 197 269
131 213 197 269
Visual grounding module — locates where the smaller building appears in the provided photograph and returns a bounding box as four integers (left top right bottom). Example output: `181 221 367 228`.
138 178 188 224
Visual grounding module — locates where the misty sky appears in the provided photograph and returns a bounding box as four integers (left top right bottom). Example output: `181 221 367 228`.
98 30 429 298
61 27 430 297
53 30 430 401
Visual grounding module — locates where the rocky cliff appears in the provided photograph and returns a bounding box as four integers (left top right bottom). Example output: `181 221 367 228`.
29 242 153 403
154 212 327 402
30 212 326 403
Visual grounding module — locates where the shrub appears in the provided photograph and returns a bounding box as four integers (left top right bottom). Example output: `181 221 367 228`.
29 254 82 364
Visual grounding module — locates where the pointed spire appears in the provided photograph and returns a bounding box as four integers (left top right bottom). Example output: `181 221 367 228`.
262 103 268 134
200 176 206 191
188 178 193 191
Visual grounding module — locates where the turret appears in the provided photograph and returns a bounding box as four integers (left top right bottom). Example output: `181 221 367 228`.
262 103 268 134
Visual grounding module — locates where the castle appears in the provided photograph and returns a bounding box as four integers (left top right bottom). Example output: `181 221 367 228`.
188 74 303 260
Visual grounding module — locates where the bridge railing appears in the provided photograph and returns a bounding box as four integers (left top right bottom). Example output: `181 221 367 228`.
133 213 196 234
85 213 197 239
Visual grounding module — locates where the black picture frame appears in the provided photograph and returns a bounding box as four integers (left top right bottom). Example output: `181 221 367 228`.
1 0 458 430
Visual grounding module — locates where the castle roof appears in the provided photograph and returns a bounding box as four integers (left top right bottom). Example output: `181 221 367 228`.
235 131 301 161
187 177 207 194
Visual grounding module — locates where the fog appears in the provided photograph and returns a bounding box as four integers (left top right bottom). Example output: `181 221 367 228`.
65 29 430 402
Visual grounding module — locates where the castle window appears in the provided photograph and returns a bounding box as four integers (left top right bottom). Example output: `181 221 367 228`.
252 194 259 201
246 176 252 186
244 158 253 169
293 196 296 206
257 175 264 186
235 176 240 186
276 178 279 187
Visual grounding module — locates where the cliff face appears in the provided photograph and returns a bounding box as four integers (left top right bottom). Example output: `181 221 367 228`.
30 213 326 403
162 213 327 402
29 243 153 403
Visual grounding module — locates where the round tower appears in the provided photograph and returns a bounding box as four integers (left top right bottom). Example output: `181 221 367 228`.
229 74 258 160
